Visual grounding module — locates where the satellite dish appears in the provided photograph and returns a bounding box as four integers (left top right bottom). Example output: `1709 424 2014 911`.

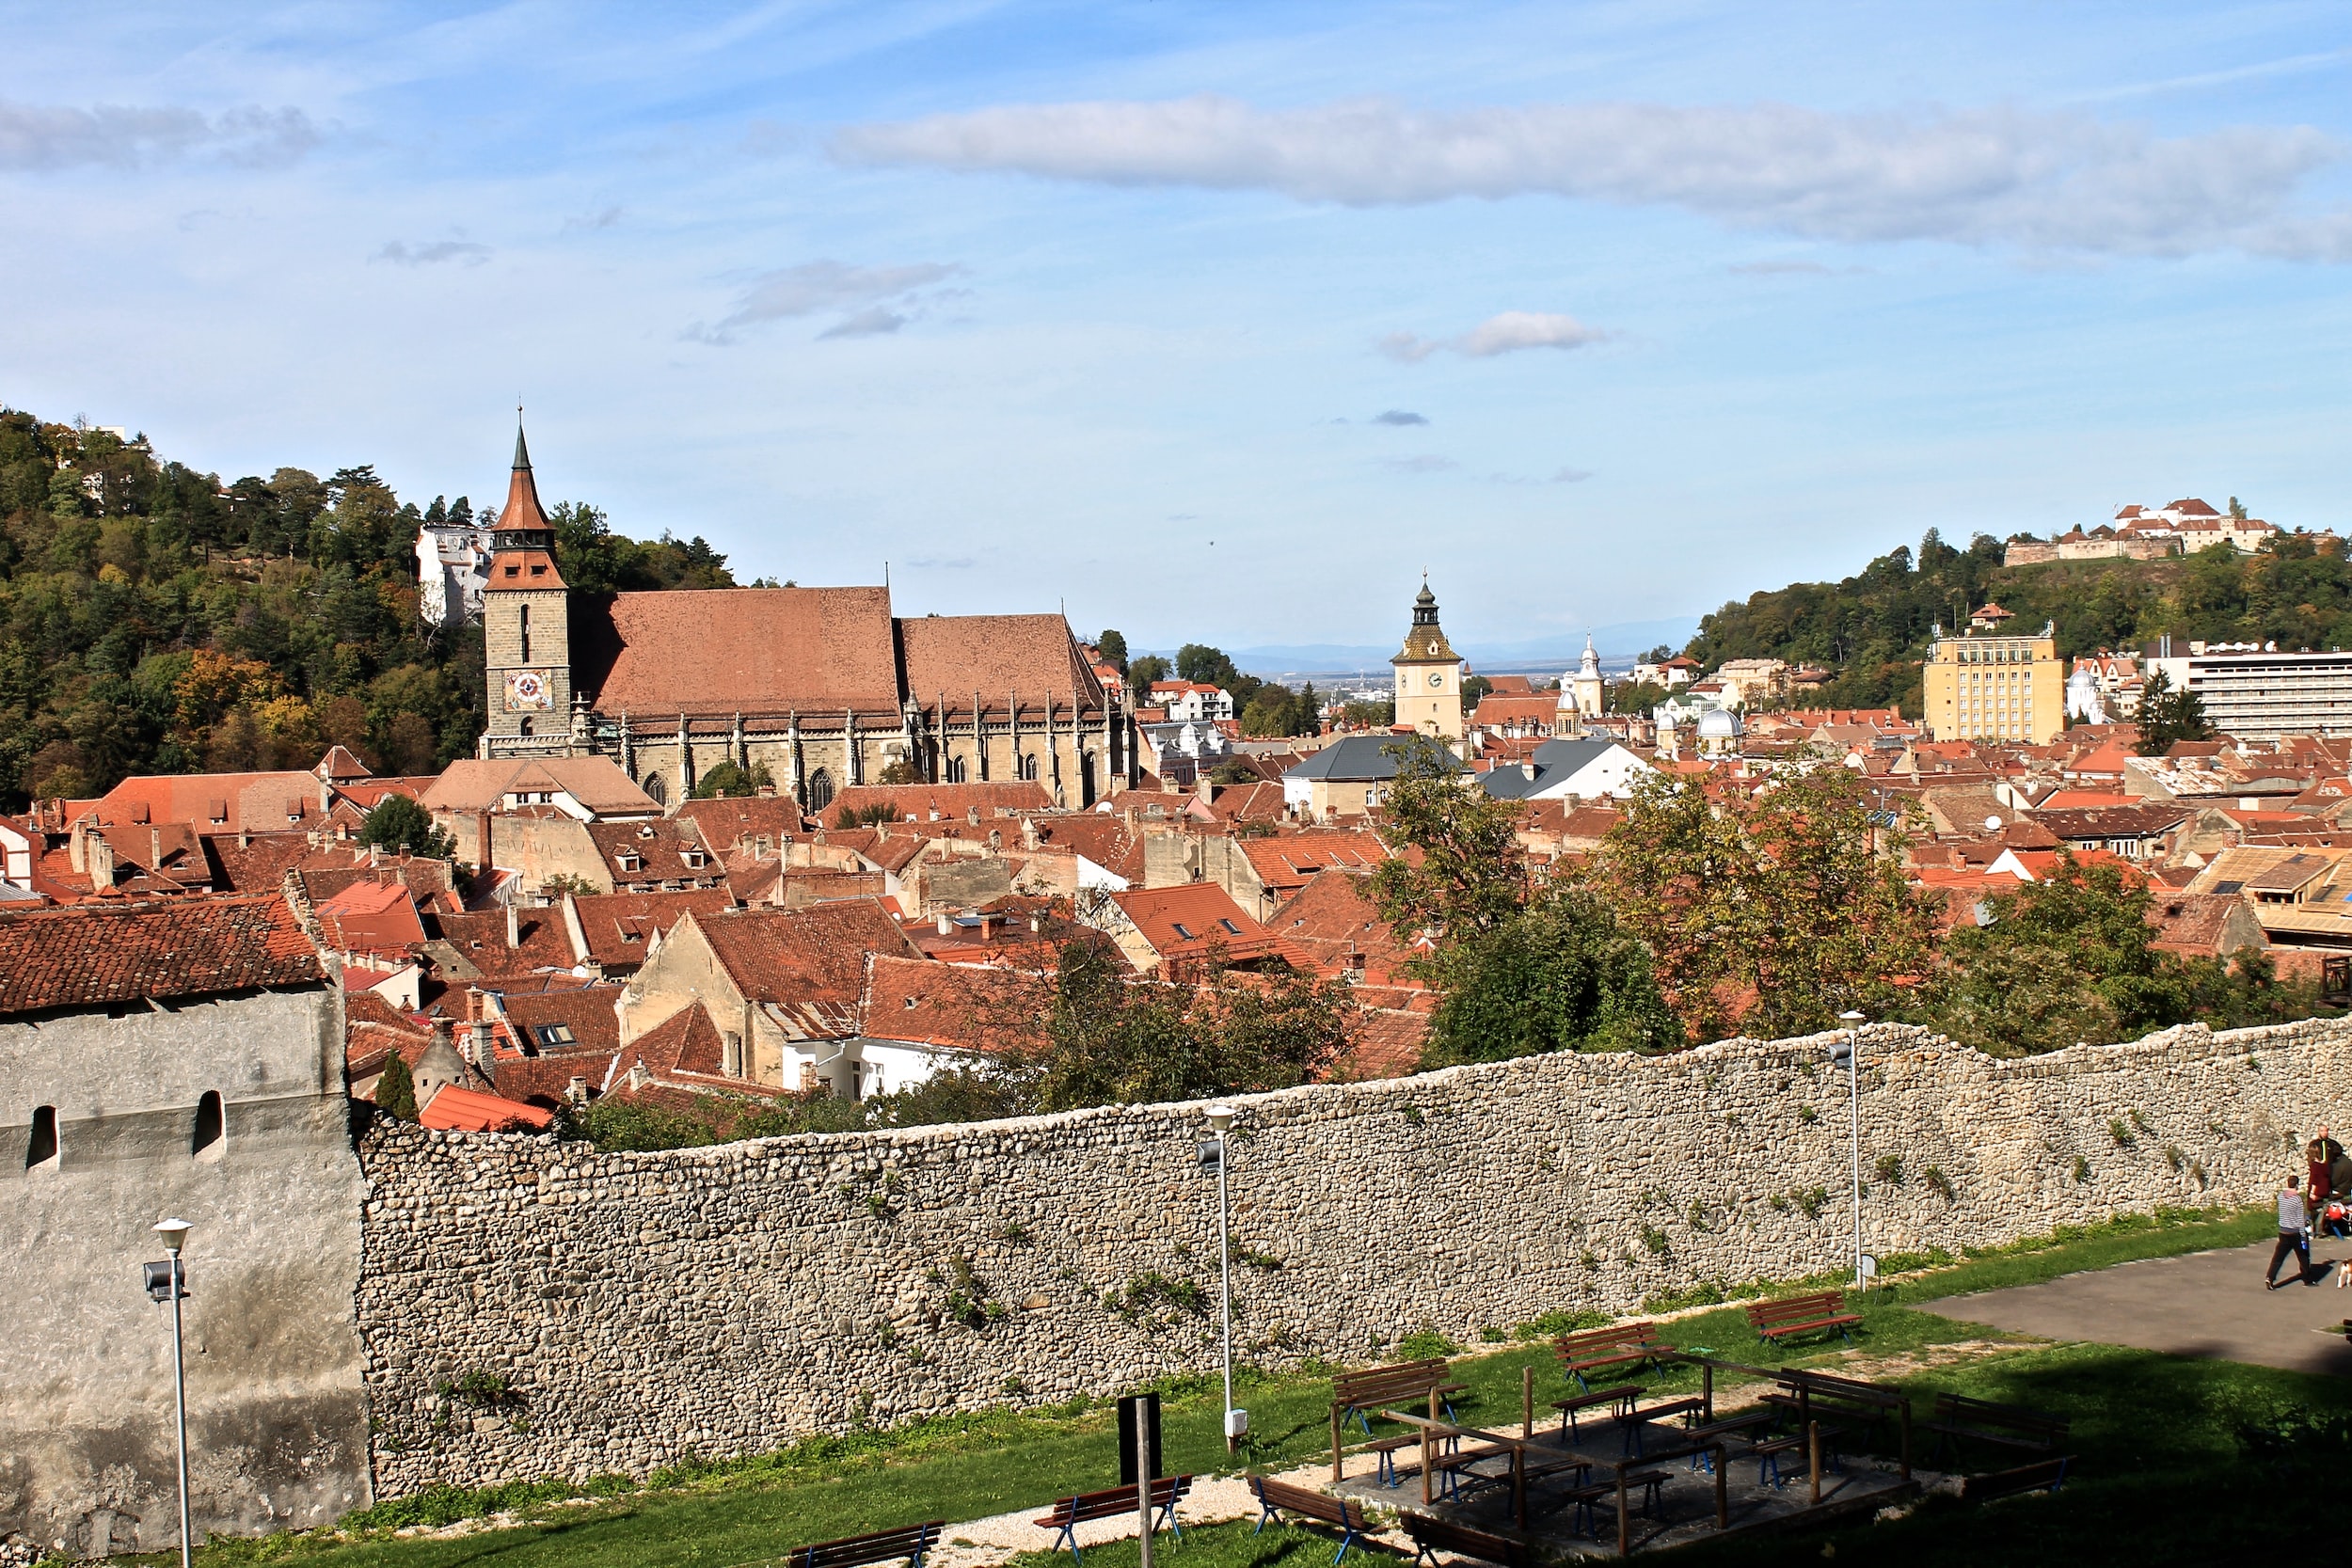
1984 815 2003 832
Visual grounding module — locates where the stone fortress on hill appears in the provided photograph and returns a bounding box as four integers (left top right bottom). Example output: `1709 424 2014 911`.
473 424 1139 811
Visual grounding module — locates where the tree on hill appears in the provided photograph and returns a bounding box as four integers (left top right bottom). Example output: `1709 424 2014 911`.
1095 628 1128 671
357 794 456 860
1126 654 1171 701
2133 669 2213 755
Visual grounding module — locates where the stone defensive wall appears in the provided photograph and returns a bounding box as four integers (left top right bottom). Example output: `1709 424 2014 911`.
358 1018 2352 1495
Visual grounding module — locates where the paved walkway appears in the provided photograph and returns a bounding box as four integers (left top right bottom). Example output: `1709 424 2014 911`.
1919 1241 2352 1377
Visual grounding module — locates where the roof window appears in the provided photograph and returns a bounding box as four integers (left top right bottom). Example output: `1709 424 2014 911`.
537 1023 576 1048
903 995 920 1009
1219 919 1243 935
504 564 519 578
1171 922 1196 940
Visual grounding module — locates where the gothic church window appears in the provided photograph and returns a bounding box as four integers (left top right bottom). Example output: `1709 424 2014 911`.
806 768 835 811
643 772 668 805
946 755 966 784
1018 752 1039 782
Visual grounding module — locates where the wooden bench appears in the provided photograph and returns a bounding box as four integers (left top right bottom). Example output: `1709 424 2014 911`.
1554 1323 1670 1391
1248 1475 1373 1562
1924 1393 2069 1466
1751 1426 1845 1490
1549 1384 1643 1441
1959 1454 2072 1503
1563 1470 1670 1540
1329 1358 1467 1481
1431 1444 1587 1505
1033 1477 1192 1565
1745 1290 1862 1348
783 1521 946 1568
1619 1397 1704 1458
1400 1513 1542 1568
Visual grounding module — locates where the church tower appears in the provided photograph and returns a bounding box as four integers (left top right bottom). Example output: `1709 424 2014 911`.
1564 634 1606 728
479 420 573 757
1391 579 1465 740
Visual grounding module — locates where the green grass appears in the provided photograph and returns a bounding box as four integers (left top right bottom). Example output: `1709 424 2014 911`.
1005 1519 1390 1568
156 1205 2282 1568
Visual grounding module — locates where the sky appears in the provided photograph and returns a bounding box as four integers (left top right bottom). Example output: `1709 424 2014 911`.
3 3 2351 660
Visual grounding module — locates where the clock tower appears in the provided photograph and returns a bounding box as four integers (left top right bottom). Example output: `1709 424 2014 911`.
480 419 574 757
1391 579 1465 740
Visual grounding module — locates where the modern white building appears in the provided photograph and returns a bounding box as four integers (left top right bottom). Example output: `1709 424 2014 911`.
417 518 494 627
2146 647 2352 739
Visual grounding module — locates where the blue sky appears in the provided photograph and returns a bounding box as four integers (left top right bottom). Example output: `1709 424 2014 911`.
3 3 2350 658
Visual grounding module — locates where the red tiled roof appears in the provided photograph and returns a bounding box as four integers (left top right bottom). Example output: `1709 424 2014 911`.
1110 883 1301 969
568 889 738 969
314 877 428 957
900 614 1106 716
586 818 724 887
85 771 323 835
689 898 921 1005
0 895 322 1015
860 953 1050 1054
828 781 1054 822
419 1082 556 1132
673 796 808 850
581 587 904 717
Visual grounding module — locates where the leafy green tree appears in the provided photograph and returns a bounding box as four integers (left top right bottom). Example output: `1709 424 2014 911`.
1127 655 1171 701
1460 673 1492 710
373 1053 419 1120
875 758 922 785
357 794 456 860
1341 698 1394 728
1095 629 1128 671
1595 760 1932 1042
691 760 774 798
1209 758 1260 784
1420 888 1683 1066
1367 735 1523 942
2134 668 2213 755
1610 679 1666 715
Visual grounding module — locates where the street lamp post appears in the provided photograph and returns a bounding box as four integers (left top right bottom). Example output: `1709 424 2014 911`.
1203 1104 1244 1454
147 1218 196 1568
1832 1014 1867 1291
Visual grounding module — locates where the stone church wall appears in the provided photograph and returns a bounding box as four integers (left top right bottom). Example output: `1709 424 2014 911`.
357 1017 2352 1495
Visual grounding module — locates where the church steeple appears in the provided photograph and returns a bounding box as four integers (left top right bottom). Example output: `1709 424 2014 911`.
495 410 551 546
1391 577 1465 741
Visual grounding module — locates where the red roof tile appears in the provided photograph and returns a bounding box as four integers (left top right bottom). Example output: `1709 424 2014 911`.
690 898 920 1005
419 1082 556 1132
0 895 322 1015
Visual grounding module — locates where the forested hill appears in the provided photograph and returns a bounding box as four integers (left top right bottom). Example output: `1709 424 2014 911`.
0 407 732 806
1686 528 2352 713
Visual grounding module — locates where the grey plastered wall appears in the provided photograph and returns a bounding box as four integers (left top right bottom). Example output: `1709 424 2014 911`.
358 1017 2352 1496
0 989 371 1557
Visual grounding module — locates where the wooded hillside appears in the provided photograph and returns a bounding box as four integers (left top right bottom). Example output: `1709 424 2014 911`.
0 408 731 805
1688 528 2352 712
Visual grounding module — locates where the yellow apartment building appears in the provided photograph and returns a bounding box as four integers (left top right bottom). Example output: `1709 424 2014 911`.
1923 621 2064 744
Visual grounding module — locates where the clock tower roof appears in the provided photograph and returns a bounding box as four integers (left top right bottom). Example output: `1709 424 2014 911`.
1391 579 1459 665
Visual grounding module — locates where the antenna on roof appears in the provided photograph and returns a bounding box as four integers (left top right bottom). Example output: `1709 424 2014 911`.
883 561 890 588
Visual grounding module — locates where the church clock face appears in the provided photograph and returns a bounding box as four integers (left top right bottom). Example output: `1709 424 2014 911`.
1428 673 1443 688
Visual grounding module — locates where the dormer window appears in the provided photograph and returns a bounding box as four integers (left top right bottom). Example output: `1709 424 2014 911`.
616 853 643 873
504 564 519 578
681 849 707 869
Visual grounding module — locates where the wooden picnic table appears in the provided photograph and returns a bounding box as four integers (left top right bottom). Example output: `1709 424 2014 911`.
1376 1407 1732 1544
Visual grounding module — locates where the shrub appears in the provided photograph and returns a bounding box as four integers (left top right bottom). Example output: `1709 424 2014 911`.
2073 1155 2092 1183
1640 1225 1671 1258
1795 1186 1830 1220
1923 1164 1955 1200
2109 1118 2136 1148
1395 1328 1459 1359
1873 1154 1904 1186
1798 1104 1818 1124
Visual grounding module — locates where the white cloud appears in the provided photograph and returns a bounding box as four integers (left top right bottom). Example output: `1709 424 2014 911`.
1382 311 1606 363
835 95 2352 261
689 259 961 345
0 100 316 171
373 239 491 266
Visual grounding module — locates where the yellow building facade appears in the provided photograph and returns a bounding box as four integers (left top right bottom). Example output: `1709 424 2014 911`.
1923 625 2063 744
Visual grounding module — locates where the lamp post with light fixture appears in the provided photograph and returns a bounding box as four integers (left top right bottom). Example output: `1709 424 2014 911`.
1201 1104 1244 1453
144 1218 196 1568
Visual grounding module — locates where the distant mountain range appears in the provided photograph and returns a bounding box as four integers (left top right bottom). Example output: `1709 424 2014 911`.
1192 617 1701 681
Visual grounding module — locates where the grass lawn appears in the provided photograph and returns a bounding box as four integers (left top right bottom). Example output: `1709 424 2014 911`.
166 1204 2309 1568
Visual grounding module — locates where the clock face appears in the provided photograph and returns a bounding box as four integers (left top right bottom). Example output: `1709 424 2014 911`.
1428 673 1443 689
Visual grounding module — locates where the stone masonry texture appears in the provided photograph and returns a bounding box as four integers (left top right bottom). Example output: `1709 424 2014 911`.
358 1019 2352 1496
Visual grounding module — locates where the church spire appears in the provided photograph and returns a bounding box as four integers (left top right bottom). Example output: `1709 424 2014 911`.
498 409 549 536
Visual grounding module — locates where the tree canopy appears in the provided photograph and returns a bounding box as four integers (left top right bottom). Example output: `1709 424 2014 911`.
356 794 456 860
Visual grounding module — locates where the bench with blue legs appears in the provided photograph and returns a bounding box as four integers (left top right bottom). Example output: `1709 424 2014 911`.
781 1521 946 1568
1248 1475 1373 1564
1032 1477 1191 1565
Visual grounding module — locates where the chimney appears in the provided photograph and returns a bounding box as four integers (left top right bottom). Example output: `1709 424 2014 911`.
506 903 520 949
1022 817 1041 850
150 827 163 871
876 822 889 842
369 842 380 867
467 986 485 1022
68 822 85 874
627 1059 650 1092
237 830 250 849
937 911 953 936
976 911 994 942
564 1075 589 1105
967 805 981 826
87 833 114 892
471 1021 496 1078
1029 911 1042 935
431 1016 453 1054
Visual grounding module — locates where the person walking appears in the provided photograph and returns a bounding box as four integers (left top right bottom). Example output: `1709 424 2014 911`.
2267 1175 2312 1290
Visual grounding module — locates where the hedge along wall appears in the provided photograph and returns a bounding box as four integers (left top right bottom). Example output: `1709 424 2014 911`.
356 1018 2352 1494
